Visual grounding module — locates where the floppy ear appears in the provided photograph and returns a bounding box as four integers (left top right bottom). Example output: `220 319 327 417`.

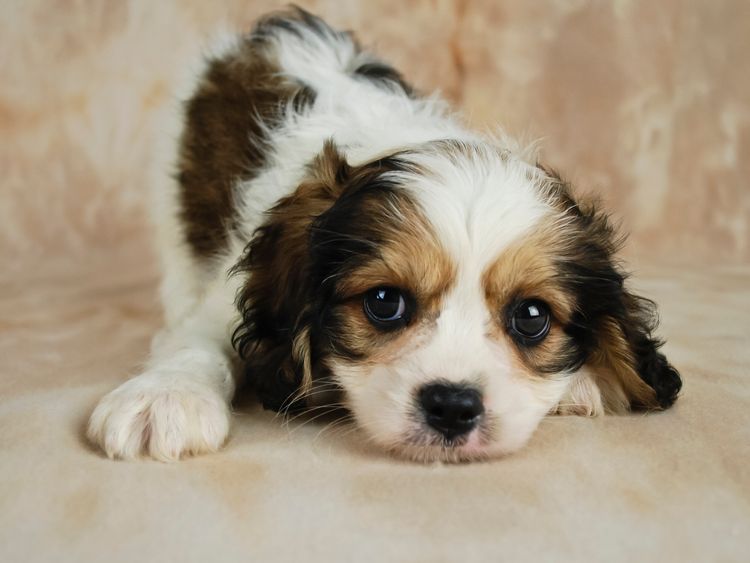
561 197 682 413
587 287 682 412
231 141 350 412
535 163 683 414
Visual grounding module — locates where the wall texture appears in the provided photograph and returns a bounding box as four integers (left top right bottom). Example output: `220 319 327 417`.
2 0 748 276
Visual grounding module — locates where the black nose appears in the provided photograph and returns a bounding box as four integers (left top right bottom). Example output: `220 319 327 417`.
418 383 484 440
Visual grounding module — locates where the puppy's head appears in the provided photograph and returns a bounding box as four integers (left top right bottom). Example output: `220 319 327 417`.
234 139 681 462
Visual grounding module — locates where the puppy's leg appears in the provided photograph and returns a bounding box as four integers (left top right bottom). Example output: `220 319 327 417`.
87 278 240 461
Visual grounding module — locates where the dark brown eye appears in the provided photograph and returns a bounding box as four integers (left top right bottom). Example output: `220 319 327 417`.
510 299 551 343
363 287 407 326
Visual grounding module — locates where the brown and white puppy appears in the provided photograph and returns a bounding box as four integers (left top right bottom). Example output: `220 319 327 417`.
87 8 681 462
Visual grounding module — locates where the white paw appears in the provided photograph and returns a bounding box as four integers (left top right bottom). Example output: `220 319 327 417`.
87 374 231 461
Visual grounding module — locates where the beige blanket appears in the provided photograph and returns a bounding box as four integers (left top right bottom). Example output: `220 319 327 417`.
2 1 748 561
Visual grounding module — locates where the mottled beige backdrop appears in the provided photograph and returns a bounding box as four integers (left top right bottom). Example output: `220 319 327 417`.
2 0 749 273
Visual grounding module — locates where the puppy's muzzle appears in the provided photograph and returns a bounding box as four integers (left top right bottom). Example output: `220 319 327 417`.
418 383 484 440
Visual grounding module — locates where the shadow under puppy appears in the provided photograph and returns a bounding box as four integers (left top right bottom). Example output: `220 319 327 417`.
88 7 681 462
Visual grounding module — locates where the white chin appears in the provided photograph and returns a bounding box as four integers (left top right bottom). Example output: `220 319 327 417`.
384 431 522 464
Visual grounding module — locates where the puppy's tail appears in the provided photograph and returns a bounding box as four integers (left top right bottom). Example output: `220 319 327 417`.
249 6 413 99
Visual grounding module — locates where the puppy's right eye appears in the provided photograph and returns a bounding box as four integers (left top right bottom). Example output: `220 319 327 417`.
363 287 408 326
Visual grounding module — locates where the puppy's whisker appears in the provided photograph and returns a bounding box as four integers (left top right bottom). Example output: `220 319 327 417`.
280 402 348 428
284 406 350 436
271 382 342 421
311 415 356 445
282 405 344 427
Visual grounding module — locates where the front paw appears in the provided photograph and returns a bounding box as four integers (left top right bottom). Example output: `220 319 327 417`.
87 374 230 461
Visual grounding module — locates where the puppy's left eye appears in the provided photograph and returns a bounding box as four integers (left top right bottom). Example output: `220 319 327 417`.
509 299 551 343
363 287 407 326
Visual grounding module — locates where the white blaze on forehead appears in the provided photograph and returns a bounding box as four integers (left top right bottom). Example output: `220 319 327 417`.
402 143 552 271
391 142 554 385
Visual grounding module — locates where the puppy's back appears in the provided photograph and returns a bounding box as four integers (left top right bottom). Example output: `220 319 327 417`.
176 7 412 261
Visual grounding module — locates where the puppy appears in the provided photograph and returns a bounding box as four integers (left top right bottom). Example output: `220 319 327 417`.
87 7 681 463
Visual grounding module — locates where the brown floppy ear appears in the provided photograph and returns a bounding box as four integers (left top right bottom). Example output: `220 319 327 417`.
586 289 682 412
231 141 350 412
545 175 682 413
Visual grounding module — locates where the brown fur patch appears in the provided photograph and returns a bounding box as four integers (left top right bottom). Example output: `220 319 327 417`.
588 318 658 411
325 198 455 365
482 218 579 376
177 15 315 258
333 203 455 303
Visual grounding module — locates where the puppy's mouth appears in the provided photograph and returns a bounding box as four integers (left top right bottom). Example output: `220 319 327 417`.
391 419 495 463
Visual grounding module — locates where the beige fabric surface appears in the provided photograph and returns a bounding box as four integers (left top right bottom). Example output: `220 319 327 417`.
2 1 749 562
2 256 749 561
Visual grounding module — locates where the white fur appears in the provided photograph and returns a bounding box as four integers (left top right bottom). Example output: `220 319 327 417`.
88 14 586 462
401 144 552 262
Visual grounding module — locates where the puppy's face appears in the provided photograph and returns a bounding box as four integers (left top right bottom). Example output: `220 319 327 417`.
235 140 681 462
